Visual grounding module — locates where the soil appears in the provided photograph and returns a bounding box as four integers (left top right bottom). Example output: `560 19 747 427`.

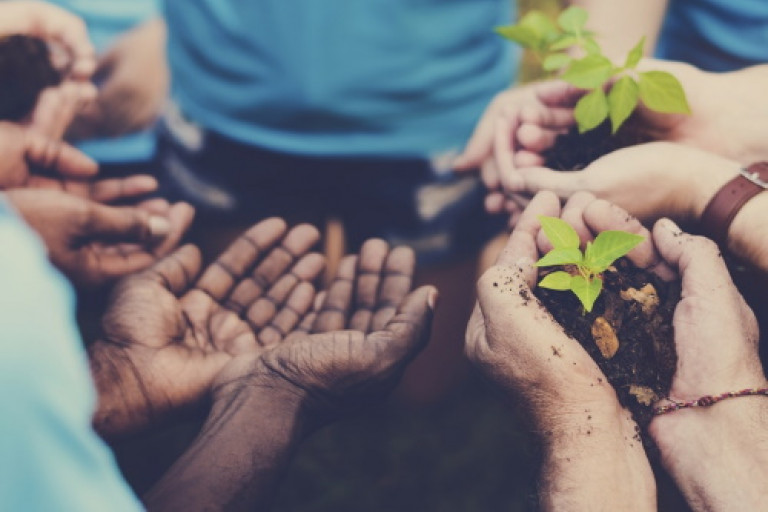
543 115 654 171
0 35 61 121
533 257 680 452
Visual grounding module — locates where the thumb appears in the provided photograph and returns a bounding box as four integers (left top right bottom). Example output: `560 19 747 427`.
144 244 202 295
373 285 438 360
517 166 582 198
24 131 98 177
83 202 171 243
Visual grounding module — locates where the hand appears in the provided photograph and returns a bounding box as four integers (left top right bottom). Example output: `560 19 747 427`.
5 188 193 288
68 18 168 140
0 121 97 189
0 1 95 78
26 79 97 140
647 219 768 510
453 81 576 216
508 141 742 225
466 191 662 510
89 219 324 438
214 238 437 431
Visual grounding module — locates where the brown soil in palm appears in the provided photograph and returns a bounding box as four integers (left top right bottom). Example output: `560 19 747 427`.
543 115 654 171
0 35 61 121
533 257 680 452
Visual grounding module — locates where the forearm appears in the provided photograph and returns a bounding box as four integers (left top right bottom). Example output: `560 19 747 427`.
570 0 668 59
538 404 656 511
144 380 305 512
651 397 768 511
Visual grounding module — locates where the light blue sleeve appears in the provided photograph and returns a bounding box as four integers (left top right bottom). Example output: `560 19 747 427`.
0 201 143 512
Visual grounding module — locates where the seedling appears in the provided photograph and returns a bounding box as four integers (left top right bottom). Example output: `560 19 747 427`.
535 216 644 312
496 6 690 133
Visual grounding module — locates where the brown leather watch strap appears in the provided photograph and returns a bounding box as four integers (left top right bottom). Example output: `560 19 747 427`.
701 161 768 246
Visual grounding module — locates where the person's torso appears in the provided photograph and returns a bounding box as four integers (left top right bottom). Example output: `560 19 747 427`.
655 0 768 71
164 0 516 157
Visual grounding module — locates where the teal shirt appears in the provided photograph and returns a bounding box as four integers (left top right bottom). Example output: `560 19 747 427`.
46 0 160 163
164 0 516 157
656 0 768 71
0 199 142 511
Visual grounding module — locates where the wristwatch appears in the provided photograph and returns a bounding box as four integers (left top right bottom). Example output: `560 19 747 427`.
701 161 768 246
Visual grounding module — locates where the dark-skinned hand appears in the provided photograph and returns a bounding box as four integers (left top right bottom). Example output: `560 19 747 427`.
89 219 325 438
5 188 194 288
214 238 438 431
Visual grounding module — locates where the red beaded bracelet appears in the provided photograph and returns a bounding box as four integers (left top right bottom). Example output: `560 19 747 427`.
653 388 768 416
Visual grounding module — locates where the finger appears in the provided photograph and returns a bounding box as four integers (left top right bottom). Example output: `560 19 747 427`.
513 151 545 168
485 192 506 214
495 191 561 276
150 202 195 258
241 254 323 328
370 246 416 332
221 223 320 306
518 103 575 130
368 285 438 363
137 198 171 215
24 131 98 178
480 158 500 191
585 200 676 281
195 218 288 300
141 244 203 295
517 124 561 153
84 246 155 284
89 175 159 203
348 239 389 332
313 255 357 332
84 202 170 242
453 104 499 170
256 282 316 347
535 80 584 108
494 114 522 192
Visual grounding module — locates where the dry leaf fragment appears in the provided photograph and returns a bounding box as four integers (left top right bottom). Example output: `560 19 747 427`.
620 283 659 315
592 316 619 359
629 385 658 406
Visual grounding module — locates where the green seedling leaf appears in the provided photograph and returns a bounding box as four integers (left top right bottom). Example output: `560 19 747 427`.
583 38 601 55
571 275 603 312
539 271 573 290
539 216 580 249
557 6 588 33
561 54 613 89
638 71 691 114
574 88 609 133
543 53 572 72
608 75 639 133
536 247 583 267
520 11 559 44
495 25 539 49
586 230 645 272
550 34 578 51
624 36 645 69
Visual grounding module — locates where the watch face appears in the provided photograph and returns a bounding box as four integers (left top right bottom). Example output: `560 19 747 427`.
742 162 768 189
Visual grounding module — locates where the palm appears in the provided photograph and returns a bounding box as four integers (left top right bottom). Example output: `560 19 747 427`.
91 220 325 438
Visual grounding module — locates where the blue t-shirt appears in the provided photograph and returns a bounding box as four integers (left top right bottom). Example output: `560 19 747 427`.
47 0 161 163
0 199 142 511
656 0 768 72
164 0 516 158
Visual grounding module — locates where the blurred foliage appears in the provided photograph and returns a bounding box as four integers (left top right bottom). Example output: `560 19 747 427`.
518 0 564 83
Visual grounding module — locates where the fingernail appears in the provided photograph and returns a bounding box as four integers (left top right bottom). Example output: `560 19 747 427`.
149 216 170 237
427 289 439 310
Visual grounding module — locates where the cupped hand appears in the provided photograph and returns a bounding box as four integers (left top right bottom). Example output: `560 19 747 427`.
90 219 325 438
509 141 742 225
5 188 194 287
0 1 96 78
214 239 437 431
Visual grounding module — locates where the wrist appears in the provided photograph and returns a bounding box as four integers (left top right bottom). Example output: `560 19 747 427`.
685 152 742 223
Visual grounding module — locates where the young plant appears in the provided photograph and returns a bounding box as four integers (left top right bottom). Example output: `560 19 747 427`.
535 216 644 312
496 6 690 133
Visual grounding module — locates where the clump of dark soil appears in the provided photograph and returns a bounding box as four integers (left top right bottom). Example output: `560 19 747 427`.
533 257 680 452
543 115 654 171
0 35 61 121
